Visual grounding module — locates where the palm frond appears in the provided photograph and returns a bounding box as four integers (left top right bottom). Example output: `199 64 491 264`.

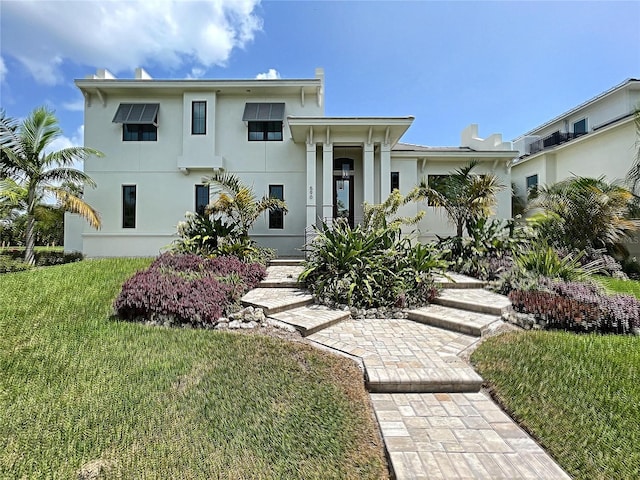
50 187 101 229
40 167 97 189
46 146 104 168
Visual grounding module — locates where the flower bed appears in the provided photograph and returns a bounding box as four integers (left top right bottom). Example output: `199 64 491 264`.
113 253 266 328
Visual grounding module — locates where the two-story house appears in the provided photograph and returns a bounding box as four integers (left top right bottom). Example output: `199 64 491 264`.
511 78 640 202
65 68 517 257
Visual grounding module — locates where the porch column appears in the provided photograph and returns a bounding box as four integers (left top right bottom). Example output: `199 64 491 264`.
306 142 317 227
322 143 333 222
380 142 391 197
363 142 375 204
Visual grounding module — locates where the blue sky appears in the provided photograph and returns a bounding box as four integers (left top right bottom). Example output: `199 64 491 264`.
1 0 639 153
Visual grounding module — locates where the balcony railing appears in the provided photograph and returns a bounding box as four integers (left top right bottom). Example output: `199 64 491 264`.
527 131 587 155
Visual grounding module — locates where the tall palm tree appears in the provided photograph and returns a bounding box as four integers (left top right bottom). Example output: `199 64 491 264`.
528 175 640 252
0 107 103 264
408 160 505 237
204 171 287 240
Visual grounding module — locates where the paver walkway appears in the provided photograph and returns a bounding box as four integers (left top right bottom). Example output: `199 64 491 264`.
241 262 570 479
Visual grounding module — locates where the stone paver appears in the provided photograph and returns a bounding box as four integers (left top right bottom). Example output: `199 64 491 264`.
407 304 502 337
308 318 483 393
371 392 570 480
241 287 313 314
259 265 304 288
434 272 487 289
433 289 512 316
268 304 350 336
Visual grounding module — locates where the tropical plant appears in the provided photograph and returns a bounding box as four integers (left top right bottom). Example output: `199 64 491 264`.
0 107 102 264
300 217 447 309
514 241 604 281
362 188 424 233
172 211 234 256
408 160 505 237
626 108 640 194
527 176 640 254
204 172 287 240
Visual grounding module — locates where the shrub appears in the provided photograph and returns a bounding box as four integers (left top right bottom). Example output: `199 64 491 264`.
509 278 640 334
300 219 445 308
0 255 31 274
515 241 603 281
0 248 83 266
113 253 266 327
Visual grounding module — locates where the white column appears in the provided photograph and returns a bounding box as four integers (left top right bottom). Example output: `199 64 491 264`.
322 143 333 222
380 142 391 197
363 142 375 204
306 143 317 227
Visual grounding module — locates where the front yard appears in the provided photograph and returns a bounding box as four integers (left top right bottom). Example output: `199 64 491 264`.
0 259 387 479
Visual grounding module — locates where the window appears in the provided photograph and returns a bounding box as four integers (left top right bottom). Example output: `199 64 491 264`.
123 124 157 141
122 185 136 228
268 185 284 229
248 121 283 141
195 184 210 215
192 101 206 135
573 118 587 135
113 103 159 142
526 174 539 199
391 172 400 192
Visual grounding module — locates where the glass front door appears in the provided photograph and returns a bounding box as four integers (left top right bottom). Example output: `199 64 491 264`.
334 175 354 227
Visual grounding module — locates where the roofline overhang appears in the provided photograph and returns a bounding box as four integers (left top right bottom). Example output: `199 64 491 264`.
75 78 321 89
513 78 640 141
392 150 519 160
511 114 635 168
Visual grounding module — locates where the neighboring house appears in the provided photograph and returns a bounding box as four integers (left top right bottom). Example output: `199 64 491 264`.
65 68 517 257
511 78 640 202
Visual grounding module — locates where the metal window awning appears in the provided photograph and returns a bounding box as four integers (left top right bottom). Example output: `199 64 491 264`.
112 103 159 125
242 102 285 122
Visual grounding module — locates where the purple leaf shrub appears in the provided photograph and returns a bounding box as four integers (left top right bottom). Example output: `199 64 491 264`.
509 278 640 334
113 253 266 327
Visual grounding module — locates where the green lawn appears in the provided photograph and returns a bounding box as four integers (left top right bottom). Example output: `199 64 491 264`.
0 259 387 479
595 275 640 299
472 331 640 480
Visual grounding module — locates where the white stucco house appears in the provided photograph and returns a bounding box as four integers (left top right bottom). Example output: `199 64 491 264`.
65 67 517 257
511 78 640 202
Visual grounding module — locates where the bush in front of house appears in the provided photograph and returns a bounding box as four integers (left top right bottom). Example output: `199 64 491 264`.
0 248 83 267
113 252 266 327
509 277 640 334
0 255 32 273
300 219 445 309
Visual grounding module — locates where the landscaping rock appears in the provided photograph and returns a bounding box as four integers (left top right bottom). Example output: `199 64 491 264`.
228 320 242 329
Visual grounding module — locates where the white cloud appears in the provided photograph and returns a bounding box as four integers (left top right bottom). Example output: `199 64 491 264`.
256 68 280 80
1 0 263 85
0 56 7 82
186 67 206 79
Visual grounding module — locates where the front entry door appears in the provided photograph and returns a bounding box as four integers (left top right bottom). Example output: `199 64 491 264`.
333 175 354 227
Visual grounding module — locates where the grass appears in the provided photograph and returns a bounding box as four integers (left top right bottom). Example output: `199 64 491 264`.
472 330 640 480
0 259 387 479
594 275 640 299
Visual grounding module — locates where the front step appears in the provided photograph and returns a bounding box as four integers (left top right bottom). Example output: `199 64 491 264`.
269 258 305 266
269 305 350 336
259 265 304 288
366 367 483 394
432 288 511 316
407 304 502 337
241 288 313 315
434 272 487 289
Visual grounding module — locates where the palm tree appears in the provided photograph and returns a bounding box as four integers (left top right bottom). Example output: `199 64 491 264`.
626 108 640 194
204 171 287 240
0 107 103 264
408 160 505 237
528 175 640 252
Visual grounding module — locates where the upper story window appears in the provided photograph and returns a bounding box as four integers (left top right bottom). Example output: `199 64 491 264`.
242 102 285 142
113 103 159 142
192 101 206 135
573 118 587 135
248 121 283 141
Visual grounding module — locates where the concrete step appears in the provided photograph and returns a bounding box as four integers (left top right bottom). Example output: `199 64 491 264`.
407 304 502 337
431 288 511 316
241 288 313 315
308 318 483 394
268 304 350 336
434 272 487 289
259 265 304 288
269 258 305 266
